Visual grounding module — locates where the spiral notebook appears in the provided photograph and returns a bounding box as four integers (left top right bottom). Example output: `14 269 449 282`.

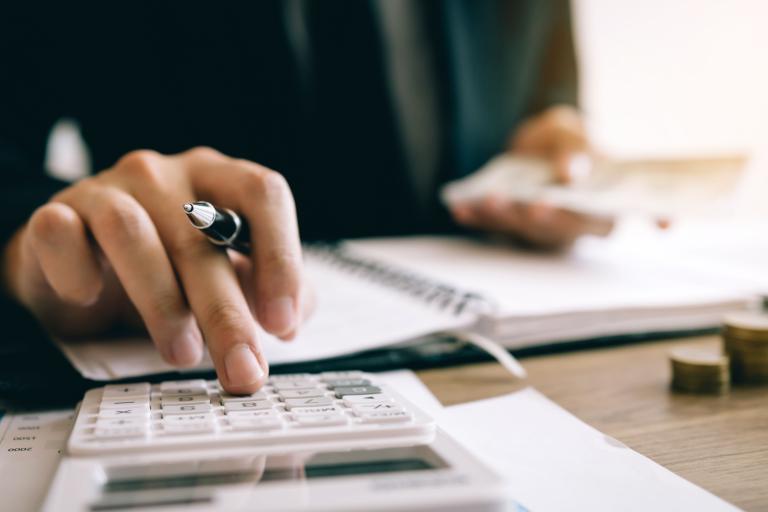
56 231 758 381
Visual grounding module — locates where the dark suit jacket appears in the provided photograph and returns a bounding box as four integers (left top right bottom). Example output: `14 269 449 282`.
0 0 578 243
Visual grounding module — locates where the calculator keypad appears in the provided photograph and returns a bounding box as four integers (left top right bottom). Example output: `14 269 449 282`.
68 372 430 455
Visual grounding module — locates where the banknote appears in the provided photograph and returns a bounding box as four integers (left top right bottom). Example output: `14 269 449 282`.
441 154 747 218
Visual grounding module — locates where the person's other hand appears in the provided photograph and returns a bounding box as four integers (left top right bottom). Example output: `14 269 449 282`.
450 105 613 249
2 147 313 393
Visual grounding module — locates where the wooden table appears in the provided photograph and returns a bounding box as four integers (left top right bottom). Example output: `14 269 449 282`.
417 335 768 511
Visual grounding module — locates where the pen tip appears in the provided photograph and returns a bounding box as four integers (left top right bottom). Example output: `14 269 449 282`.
183 203 194 213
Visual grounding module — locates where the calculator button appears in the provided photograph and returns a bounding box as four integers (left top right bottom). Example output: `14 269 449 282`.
161 414 215 434
342 394 392 405
102 383 151 399
220 391 268 402
358 411 412 423
98 407 150 419
224 400 273 412
278 389 326 399
161 403 213 415
100 397 150 409
350 402 402 413
160 380 208 392
293 414 347 428
226 409 280 419
268 373 313 382
94 426 148 438
162 423 215 435
271 380 319 391
96 418 146 429
334 386 382 397
230 418 283 431
290 406 343 417
324 379 371 389
283 397 334 410
320 371 365 381
160 394 210 405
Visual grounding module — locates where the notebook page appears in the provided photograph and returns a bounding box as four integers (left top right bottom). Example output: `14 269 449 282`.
345 227 757 322
55 249 474 381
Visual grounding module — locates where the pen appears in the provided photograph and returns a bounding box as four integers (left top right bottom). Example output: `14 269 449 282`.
183 201 251 254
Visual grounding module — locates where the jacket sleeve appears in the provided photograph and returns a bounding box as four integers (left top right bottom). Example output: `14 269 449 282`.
525 0 580 115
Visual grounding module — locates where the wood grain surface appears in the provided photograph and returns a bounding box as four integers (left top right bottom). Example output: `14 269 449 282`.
417 335 768 511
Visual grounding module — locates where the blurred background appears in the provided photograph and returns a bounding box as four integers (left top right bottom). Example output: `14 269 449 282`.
47 0 768 215
576 0 768 216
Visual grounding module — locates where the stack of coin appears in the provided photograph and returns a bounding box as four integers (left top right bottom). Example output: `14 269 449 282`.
669 347 730 394
723 312 768 384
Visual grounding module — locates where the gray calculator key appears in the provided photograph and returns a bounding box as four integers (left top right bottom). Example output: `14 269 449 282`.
284 397 334 409
324 379 371 389
278 389 326 399
224 400 273 412
334 386 382 398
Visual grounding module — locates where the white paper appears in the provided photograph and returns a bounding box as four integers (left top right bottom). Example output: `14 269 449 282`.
441 154 747 218
57 222 761 381
438 389 738 512
0 406 74 512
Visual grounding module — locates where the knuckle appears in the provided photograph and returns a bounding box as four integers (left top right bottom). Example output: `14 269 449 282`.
115 149 166 185
165 231 209 260
263 246 301 273
241 168 290 201
27 203 77 241
94 195 149 242
203 300 249 342
147 289 185 320
185 146 224 161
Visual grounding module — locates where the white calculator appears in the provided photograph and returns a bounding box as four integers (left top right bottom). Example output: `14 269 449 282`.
44 372 520 511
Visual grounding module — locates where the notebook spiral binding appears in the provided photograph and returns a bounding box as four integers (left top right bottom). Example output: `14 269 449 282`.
307 243 495 316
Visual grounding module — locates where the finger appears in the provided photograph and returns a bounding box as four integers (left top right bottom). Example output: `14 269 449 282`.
552 150 592 185
190 155 303 339
58 181 204 367
26 203 102 306
111 150 269 392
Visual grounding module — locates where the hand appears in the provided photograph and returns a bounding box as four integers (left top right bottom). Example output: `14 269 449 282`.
450 105 613 249
2 147 312 393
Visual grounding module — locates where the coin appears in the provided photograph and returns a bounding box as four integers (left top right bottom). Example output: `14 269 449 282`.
669 347 729 394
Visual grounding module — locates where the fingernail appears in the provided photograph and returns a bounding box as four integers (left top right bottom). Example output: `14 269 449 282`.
171 333 203 367
265 296 296 335
225 344 265 386
568 153 592 183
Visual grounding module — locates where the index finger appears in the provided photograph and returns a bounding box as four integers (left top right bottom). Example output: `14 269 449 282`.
188 153 303 339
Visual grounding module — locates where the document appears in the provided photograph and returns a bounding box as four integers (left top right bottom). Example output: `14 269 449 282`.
0 406 74 512
441 154 747 218
437 389 738 511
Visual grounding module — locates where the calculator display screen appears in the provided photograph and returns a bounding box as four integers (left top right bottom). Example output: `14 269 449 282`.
103 445 447 494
